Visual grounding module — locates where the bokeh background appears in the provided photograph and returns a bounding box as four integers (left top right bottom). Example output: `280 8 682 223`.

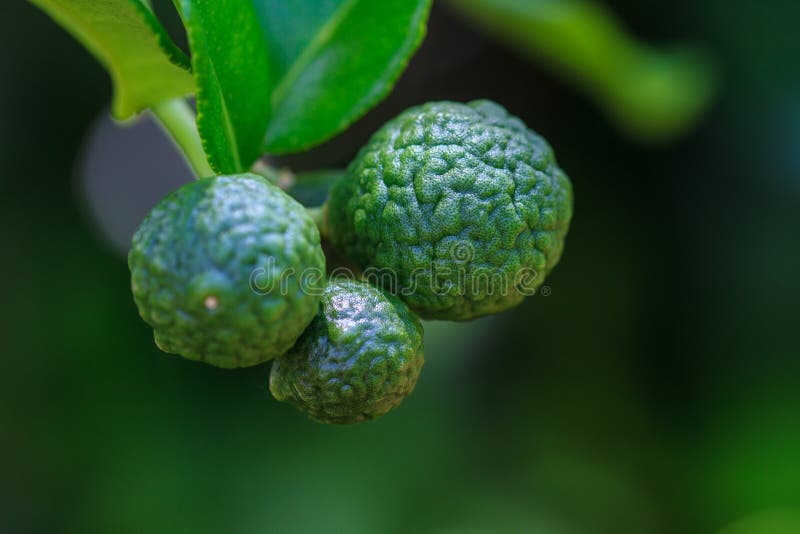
3 1 800 532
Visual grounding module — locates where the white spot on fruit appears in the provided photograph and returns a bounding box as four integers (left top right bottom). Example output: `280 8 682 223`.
204 296 220 311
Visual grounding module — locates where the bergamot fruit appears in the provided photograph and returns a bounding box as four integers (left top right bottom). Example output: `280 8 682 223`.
269 279 424 424
326 100 573 321
129 173 326 368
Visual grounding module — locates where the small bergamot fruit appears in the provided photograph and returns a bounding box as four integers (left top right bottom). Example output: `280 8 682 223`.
129 173 326 368
326 100 573 320
269 279 424 424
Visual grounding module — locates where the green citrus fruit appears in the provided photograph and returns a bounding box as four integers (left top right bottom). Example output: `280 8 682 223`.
129 173 326 368
269 279 424 424
326 100 573 321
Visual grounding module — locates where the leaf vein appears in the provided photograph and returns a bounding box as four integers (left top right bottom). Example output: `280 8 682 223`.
271 0 359 108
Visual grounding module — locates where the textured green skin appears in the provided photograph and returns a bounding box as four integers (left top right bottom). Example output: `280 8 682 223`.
327 100 573 320
270 279 424 424
129 174 325 368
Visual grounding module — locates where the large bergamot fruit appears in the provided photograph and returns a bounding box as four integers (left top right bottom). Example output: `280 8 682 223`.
269 279 424 424
129 174 326 368
326 100 573 321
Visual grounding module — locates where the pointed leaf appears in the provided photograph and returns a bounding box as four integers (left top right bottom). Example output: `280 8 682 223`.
177 0 272 173
257 0 432 154
29 0 195 119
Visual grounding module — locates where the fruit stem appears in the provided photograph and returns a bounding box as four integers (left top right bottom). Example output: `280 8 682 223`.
306 205 329 240
150 99 215 179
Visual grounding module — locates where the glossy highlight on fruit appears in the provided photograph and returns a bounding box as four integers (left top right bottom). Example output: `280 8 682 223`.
270 279 424 424
129 173 326 368
327 100 573 320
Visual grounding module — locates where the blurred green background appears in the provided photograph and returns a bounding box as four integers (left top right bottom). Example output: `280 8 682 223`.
3 1 800 533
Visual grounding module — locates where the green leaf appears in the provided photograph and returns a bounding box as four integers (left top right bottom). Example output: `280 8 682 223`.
448 0 717 142
256 0 432 154
29 0 194 120
176 0 430 166
176 0 272 174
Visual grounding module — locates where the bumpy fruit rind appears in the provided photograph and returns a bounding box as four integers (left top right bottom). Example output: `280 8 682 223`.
129 173 326 368
327 100 573 320
270 279 424 424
